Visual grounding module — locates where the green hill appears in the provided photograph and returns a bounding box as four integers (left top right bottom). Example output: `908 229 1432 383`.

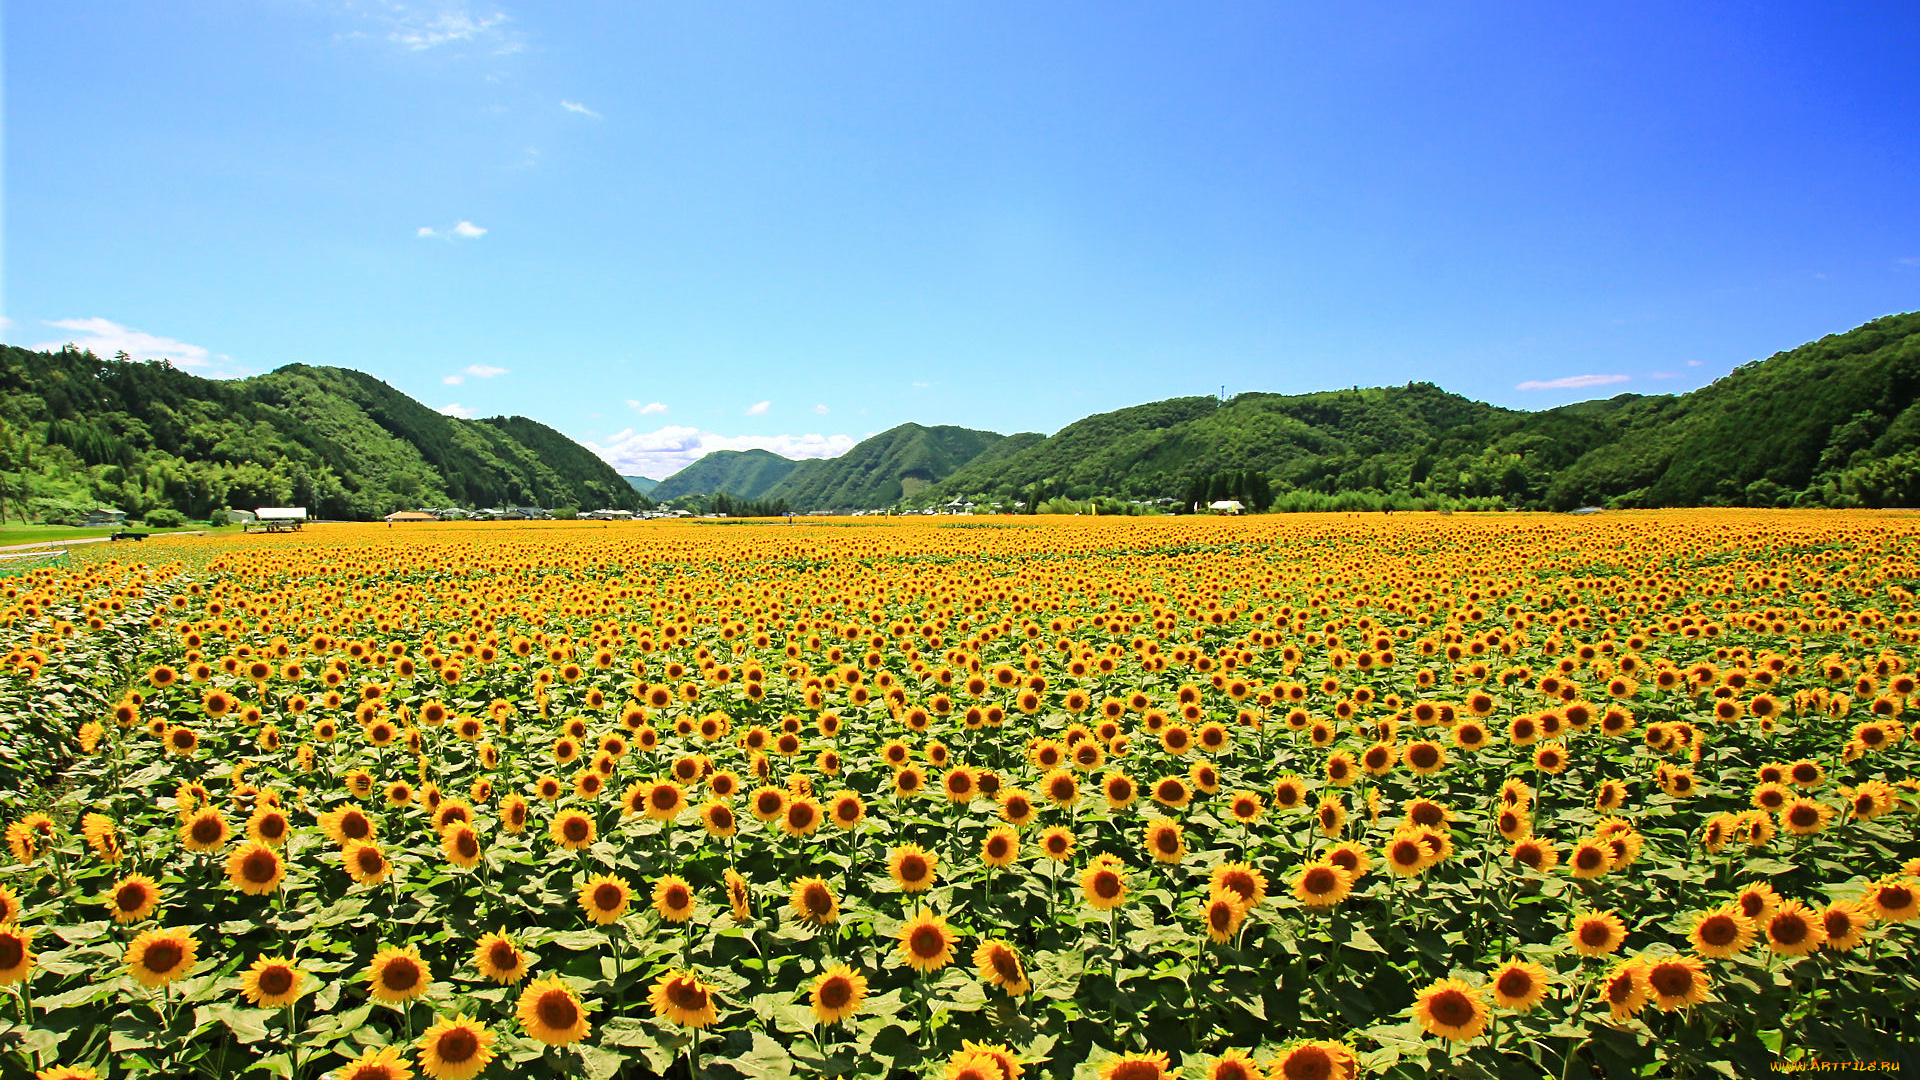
651 449 799 503
765 424 1009 510
623 475 659 495
919 311 1920 511
0 345 647 522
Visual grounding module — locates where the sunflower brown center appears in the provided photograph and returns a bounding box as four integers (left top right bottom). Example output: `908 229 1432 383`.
1110 1063 1161 1080
1648 963 1693 997
1771 914 1810 945
1496 969 1534 999
436 1027 479 1062
489 942 519 970
1579 922 1611 947
668 979 708 1011
804 885 832 915
1303 867 1338 895
341 814 371 840
910 926 945 957
357 848 386 874
1278 1046 1333 1080
191 818 222 844
1428 988 1474 1027
242 850 279 883
562 818 589 842
258 965 295 996
143 940 185 974
1093 871 1122 899
381 958 421 991
117 883 150 911
594 884 623 911
900 856 928 882
819 976 852 1009
0 936 24 969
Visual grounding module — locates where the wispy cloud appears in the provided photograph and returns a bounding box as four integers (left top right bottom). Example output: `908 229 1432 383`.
337 2 525 55
1514 373 1630 392
626 400 668 415
33 317 247 377
442 363 508 386
0 316 13 331
417 220 488 240
1897 256 1920 268
561 100 601 119
585 425 856 478
439 403 477 418
812 404 830 415
745 400 771 416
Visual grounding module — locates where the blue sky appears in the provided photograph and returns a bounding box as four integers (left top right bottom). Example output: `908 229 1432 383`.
6 1 1918 478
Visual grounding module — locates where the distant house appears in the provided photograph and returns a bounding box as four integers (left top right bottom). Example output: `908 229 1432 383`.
384 511 438 523
435 507 471 520
581 509 635 521
82 509 128 527
1206 499 1245 515
500 507 552 521
223 509 258 524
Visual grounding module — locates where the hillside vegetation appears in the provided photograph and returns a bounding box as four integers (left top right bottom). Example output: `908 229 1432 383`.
0 345 645 522
648 449 798 503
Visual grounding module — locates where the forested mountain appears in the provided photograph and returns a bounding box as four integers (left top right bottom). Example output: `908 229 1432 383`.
0 345 645 522
649 449 798 503
763 424 1008 510
623 476 659 494
919 311 1920 510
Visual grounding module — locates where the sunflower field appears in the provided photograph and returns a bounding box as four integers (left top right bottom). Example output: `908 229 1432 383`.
2 511 1918 1080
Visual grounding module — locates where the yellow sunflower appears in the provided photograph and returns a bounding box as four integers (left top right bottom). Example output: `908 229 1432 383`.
788 877 839 925
0 924 34 986
1688 905 1756 959
1763 900 1826 957
549 810 596 851
1568 910 1626 957
1209 862 1269 909
1291 862 1353 910
1081 857 1128 911
653 874 696 923
810 963 869 1025
366 944 432 1005
899 910 957 972
579 874 632 925
240 955 305 1008
472 929 529 984
415 1015 496 1080
104 873 162 924
331 1046 415 1080
124 927 197 988
224 841 285 895
1411 978 1487 1040
973 939 1030 995
1643 954 1711 1011
1487 958 1551 1011
1268 1041 1357 1080
1096 1052 1172 1080
889 843 939 893
516 976 593 1045
440 825 483 870
343 841 392 886
1202 893 1248 943
648 969 719 1029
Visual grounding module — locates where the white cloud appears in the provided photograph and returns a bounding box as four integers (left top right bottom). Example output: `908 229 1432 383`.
585 425 856 479
416 220 488 240
1514 373 1630 392
443 374 465 385
1686 359 1704 367
812 403 830 415
745 400 771 416
375 3 521 53
628 401 668 415
561 100 601 119
439 403 477 418
463 363 507 378
33 317 246 377
0 316 15 331
911 381 931 388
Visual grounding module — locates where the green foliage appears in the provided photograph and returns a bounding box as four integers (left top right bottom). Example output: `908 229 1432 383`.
0 346 645 522
143 508 187 528
651 450 799 503
762 424 1007 511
